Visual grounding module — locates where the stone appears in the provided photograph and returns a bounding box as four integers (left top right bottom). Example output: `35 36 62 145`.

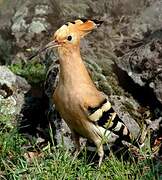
115 34 162 105
10 0 59 50
131 0 162 36
0 66 30 121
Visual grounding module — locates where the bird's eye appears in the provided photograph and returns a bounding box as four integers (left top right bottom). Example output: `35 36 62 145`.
67 35 72 41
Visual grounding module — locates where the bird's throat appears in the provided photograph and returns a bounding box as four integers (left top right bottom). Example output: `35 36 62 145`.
58 46 93 86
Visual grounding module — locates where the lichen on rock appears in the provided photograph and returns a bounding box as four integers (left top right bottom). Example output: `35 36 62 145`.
0 66 30 127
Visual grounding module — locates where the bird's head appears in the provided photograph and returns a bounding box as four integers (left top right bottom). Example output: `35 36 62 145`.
29 19 103 59
37 19 102 54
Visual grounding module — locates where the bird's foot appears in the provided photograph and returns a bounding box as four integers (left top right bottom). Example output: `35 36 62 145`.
98 155 103 168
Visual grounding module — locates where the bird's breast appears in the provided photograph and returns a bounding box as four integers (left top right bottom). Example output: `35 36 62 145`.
53 85 84 123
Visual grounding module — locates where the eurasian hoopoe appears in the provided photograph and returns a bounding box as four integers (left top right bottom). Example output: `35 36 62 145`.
34 19 132 167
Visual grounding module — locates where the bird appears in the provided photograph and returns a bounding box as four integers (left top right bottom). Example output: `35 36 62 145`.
34 19 132 167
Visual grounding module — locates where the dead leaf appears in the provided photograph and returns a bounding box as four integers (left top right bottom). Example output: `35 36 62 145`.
24 151 44 163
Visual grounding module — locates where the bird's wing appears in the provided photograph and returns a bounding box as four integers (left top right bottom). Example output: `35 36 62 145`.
83 96 131 141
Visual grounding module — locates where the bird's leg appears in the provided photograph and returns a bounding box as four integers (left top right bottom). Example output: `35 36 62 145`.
98 145 104 167
95 140 104 167
71 131 81 159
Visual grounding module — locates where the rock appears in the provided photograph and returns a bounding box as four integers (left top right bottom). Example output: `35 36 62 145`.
131 0 162 37
0 35 12 65
115 33 162 105
0 66 30 125
0 66 30 96
11 2 52 49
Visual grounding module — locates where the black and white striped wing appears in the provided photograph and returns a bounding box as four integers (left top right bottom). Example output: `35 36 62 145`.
87 98 131 142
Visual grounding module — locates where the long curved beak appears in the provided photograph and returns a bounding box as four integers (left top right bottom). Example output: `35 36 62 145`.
28 40 60 60
40 40 60 52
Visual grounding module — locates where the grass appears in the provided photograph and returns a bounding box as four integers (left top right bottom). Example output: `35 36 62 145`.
0 114 162 180
9 60 46 86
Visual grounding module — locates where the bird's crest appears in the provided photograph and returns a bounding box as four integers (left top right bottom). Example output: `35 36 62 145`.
54 19 103 39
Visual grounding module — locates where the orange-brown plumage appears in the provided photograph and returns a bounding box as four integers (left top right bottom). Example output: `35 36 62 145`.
41 19 131 166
